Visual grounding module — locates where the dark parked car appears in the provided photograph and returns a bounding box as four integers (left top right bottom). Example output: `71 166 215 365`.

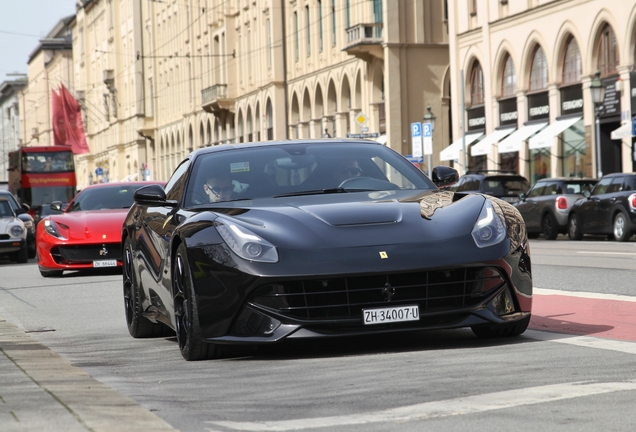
32 203 66 226
451 170 530 205
515 177 597 239
122 139 532 361
568 173 636 242
0 190 36 259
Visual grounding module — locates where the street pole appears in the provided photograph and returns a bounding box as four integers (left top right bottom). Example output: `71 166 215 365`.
595 109 602 178
460 69 467 174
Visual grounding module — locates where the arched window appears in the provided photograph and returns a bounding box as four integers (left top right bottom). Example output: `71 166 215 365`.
596 24 619 77
530 46 548 91
562 37 581 84
470 62 484 105
502 54 516 97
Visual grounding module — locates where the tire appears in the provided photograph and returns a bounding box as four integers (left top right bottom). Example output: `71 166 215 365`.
568 214 583 240
123 237 171 338
16 245 28 264
542 213 559 240
28 245 36 259
613 212 631 242
173 242 218 361
471 315 531 338
527 232 540 239
40 269 63 277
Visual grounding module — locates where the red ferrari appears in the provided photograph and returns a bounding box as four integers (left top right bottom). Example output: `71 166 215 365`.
37 181 164 277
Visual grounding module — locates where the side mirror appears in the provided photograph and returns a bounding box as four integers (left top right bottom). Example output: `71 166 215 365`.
50 201 64 212
134 184 178 207
518 193 526 201
432 166 459 189
582 189 591 199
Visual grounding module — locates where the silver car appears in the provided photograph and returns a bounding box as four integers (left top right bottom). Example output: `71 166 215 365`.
516 177 597 239
0 197 28 263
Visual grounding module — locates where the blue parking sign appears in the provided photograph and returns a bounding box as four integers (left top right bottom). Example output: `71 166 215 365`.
422 123 432 137
411 122 421 137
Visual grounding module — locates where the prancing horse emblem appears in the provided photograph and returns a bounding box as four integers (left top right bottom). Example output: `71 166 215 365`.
381 283 395 302
99 245 109 256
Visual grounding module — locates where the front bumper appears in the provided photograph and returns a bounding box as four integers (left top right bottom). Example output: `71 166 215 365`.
186 238 532 345
0 239 25 255
38 241 123 270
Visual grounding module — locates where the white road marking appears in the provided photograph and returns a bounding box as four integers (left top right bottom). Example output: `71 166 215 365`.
524 330 636 355
534 287 636 302
207 381 636 431
575 251 636 256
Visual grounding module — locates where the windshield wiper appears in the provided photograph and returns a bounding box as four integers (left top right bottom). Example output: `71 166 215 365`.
274 188 350 198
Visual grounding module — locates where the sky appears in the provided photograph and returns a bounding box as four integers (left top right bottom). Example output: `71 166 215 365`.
0 1 77 84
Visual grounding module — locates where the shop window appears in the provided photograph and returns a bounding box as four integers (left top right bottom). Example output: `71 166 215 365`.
470 62 484 105
502 54 516 97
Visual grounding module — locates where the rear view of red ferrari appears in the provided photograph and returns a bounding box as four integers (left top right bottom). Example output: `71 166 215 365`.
36 181 163 277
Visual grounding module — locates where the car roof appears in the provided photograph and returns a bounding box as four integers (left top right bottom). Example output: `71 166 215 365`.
535 177 598 182
189 138 382 158
81 181 165 190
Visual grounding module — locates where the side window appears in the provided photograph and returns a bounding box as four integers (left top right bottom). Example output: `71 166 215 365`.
606 176 625 194
542 181 559 195
622 176 635 191
165 159 191 201
591 177 613 196
527 184 545 198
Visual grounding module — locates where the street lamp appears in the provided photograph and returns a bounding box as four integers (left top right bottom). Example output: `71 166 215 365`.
422 104 436 177
590 70 606 178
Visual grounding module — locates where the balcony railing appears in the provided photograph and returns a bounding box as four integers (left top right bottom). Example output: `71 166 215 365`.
343 23 384 60
201 84 234 113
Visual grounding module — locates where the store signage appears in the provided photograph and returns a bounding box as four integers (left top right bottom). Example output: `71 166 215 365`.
560 84 583 115
498 98 518 126
598 76 621 119
466 106 485 131
527 92 549 121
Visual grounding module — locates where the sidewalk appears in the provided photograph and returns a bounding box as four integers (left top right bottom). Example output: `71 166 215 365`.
0 315 178 432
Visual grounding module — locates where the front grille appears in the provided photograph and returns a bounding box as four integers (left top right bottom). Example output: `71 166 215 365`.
0 234 9 240
52 243 122 264
249 267 507 322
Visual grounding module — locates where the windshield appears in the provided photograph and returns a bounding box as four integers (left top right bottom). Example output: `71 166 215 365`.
66 185 146 212
21 151 75 173
481 177 529 196
184 142 435 205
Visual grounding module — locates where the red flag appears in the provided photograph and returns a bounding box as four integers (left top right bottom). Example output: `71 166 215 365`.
51 89 68 146
59 84 89 154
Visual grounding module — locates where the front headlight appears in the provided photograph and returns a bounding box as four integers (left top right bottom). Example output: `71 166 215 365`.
10 225 24 237
471 200 507 248
214 217 278 263
43 220 68 240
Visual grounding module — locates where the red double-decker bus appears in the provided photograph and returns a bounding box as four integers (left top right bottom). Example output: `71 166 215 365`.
8 147 77 210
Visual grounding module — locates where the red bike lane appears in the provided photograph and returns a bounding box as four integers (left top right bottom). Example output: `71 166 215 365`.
529 290 636 342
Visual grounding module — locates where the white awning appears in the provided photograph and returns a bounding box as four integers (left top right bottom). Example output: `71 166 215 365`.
439 132 483 161
497 122 548 153
470 127 516 156
610 123 634 140
528 116 582 150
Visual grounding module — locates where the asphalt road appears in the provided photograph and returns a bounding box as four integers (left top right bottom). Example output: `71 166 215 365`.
1 236 636 432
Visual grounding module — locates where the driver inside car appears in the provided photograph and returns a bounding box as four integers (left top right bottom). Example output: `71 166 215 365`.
331 158 362 186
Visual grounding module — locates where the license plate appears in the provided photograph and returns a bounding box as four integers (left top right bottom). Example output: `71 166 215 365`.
362 305 420 325
93 260 117 268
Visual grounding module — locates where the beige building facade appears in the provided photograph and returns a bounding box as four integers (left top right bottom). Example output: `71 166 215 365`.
447 0 636 181
19 17 74 150
68 0 450 188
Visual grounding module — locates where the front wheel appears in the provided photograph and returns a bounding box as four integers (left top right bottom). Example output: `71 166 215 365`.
568 214 583 240
123 237 170 338
613 212 631 242
173 242 218 361
15 245 28 263
471 315 531 338
542 213 559 240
